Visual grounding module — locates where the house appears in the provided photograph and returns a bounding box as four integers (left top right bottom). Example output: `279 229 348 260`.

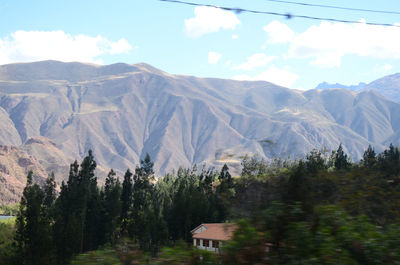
191 223 236 253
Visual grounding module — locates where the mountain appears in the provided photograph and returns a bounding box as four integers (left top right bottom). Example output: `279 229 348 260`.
364 73 400 104
316 73 400 104
0 61 400 192
315 82 367 91
0 145 48 204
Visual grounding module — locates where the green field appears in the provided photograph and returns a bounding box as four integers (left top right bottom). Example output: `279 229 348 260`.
0 217 15 225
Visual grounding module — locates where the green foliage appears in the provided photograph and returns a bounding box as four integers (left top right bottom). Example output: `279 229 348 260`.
71 247 121 265
377 143 400 176
241 155 268 178
156 242 217 265
216 164 234 221
10 143 400 264
362 145 376 168
15 171 56 265
120 169 133 235
305 149 328 173
141 153 155 177
0 217 18 264
53 150 102 264
221 219 266 265
0 204 19 216
332 144 351 170
102 169 122 244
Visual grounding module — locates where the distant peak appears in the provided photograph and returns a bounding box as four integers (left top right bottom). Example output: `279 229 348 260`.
314 81 366 91
1 60 100 68
132 62 166 75
0 60 167 82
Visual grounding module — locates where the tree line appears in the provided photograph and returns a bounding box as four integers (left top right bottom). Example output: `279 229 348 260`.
3 143 400 264
10 151 233 264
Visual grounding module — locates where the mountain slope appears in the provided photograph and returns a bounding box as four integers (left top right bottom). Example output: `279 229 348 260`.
364 73 400 103
0 145 48 204
0 61 399 180
315 73 400 104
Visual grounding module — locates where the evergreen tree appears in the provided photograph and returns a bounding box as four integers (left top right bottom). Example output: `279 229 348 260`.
15 171 53 265
241 155 268 177
219 164 232 182
120 169 133 234
286 161 312 212
141 153 155 177
41 173 57 264
305 149 327 173
54 162 80 264
333 144 351 170
362 145 376 168
77 150 101 252
102 169 122 244
53 151 100 264
131 161 154 249
378 143 400 176
216 164 234 221
43 173 57 212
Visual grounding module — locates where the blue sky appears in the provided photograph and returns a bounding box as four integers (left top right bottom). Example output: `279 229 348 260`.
1 0 400 89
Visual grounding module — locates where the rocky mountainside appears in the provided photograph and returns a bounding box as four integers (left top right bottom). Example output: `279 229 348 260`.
0 61 399 185
0 145 48 204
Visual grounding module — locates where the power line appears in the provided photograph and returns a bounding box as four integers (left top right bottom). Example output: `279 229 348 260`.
159 0 400 28
264 0 400 15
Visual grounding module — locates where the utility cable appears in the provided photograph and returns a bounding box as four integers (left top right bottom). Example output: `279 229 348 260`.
264 0 400 15
159 0 400 28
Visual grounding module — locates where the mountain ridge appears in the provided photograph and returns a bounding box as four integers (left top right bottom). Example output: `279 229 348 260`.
315 73 400 103
0 61 399 189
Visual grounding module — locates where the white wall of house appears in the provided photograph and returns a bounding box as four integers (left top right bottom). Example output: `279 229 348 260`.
193 238 222 253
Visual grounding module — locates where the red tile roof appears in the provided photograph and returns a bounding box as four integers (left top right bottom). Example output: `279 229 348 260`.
191 223 236 241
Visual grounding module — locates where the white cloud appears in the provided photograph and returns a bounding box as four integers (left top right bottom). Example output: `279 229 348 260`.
383 64 393 71
233 53 276 71
0 30 133 65
233 65 298 88
232 34 239 39
264 21 294 44
109 38 133 55
185 6 240 38
286 20 400 68
208 51 222 64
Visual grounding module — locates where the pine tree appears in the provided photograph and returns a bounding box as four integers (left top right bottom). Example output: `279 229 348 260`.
377 143 400 176
53 151 100 263
286 161 312 212
141 153 154 177
77 150 100 252
41 173 57 264
362 145 376 168
15 171 52 265
305 149 327 173
43 173 56 212
333 144 351 170
120 169 133 235
216 164 234 221
54 161 81 264
131 162 154 248
102 169 122 244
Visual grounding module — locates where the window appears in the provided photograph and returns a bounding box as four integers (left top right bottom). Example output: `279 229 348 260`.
212 240 219 248
196 239 200 246
203 239 209 247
